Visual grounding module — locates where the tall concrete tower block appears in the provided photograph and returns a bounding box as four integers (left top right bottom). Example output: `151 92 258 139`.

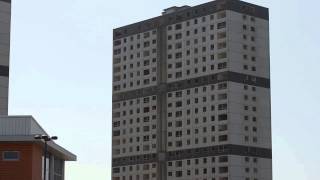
0 0 11 115
112 0 271 180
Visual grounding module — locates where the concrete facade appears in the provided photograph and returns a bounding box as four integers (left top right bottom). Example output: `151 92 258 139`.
112 1 272 180
0 0 10 115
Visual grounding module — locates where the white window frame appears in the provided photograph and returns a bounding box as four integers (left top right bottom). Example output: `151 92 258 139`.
2 151 20 161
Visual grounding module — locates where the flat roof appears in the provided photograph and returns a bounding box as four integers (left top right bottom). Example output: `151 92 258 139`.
113 0 269 39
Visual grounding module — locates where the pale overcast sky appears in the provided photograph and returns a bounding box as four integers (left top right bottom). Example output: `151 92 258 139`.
9 0 320 179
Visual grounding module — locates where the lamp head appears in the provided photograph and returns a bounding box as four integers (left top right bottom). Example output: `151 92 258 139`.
34 135 42 140
51 136 58 140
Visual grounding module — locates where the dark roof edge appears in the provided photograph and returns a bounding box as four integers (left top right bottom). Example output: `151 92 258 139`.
113 0 268 39
0 0 11 3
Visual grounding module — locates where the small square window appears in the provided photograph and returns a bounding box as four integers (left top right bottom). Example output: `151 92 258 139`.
2 151 20 161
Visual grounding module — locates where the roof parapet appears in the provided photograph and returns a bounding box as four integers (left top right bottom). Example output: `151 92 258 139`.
162 5 190 15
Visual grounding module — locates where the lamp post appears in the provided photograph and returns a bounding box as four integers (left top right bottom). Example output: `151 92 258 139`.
34 135 58 180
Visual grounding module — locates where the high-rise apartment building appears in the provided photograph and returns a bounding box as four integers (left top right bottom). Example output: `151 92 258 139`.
112 0 271 180
0 0 10 115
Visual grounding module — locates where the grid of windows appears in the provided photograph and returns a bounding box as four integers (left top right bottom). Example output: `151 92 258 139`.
166 11 228 82
242 83 260 145
112 163 157 180
112 95 158 157
113 30 158 92
167 83 228 151
167 156 265 180
241 14 259 75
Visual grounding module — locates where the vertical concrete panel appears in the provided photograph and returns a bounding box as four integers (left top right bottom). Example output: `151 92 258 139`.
0 1 10 115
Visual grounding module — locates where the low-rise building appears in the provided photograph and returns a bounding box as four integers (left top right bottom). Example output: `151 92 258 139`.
0 116 76 180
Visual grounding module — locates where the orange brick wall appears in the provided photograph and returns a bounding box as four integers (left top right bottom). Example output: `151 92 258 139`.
0 143 42 180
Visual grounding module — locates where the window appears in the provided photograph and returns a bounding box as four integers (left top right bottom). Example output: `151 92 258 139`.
175 43 182 49
175 24 182 30
219 166 228 173
175 33 182 40
175 52 182 59
202 27 206 32
143 32 150 38
218 32 226 39
175 91 182 97
218 93 227 100
218 62 227 69
175 171 183 177
219 135 228 142
175 141 182 147
2 151 20 161
217 22 226 29
219 124 228 131
218 83 227 90
174 62 182 69
218 42 227 49
218 104 227 110
113 49 121 55
218 114 228 121
243 24 248 31
114 40 121 46
113 167 120 173
219 156 228 162
143 69 150 75
113 130 120 136
218 52 227 59
144 41 150 48
243 34 247 39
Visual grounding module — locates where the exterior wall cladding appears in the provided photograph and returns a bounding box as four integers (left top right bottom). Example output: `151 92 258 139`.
0 143 43 180
112 0 272 180
0 0 11 115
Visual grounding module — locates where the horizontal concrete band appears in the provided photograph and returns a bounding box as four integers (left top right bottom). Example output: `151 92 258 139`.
113 153 157 167
0 65 9 77
114 0 268 39
113 71 270 102
112 144 272 167
0 0 11 3
166 144 272 161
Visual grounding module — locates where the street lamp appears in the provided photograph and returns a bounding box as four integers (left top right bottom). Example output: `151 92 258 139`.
34 135 58 180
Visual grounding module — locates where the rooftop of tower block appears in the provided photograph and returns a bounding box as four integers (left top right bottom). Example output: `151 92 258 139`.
162 6 191 15
113 0 269 39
